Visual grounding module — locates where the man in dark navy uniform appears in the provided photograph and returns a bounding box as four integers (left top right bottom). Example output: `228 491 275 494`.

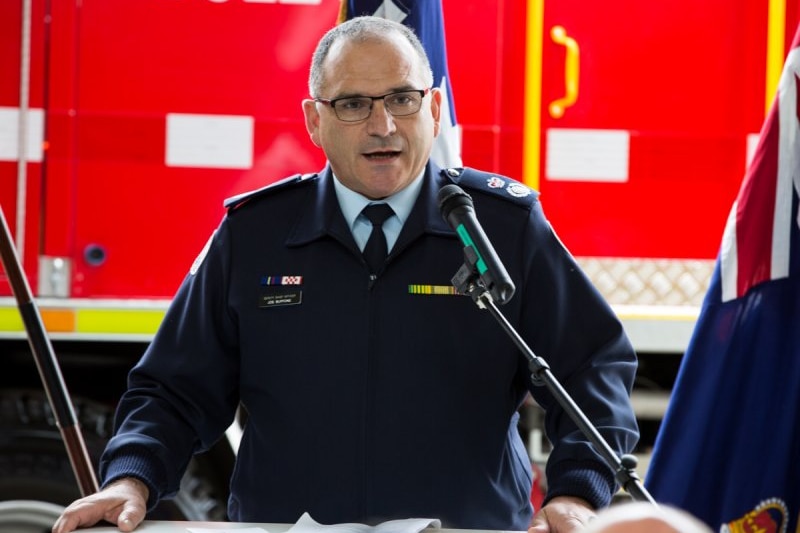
54 16 639 533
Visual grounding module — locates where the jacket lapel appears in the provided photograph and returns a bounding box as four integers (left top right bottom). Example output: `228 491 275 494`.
393 162 457 257
285 166 359 255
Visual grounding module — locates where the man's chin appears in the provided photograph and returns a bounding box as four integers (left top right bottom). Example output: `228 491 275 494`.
357 171 409 197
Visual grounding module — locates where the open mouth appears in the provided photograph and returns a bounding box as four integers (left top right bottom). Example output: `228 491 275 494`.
364 151 400 160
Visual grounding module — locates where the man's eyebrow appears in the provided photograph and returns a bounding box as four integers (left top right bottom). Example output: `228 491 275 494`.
331 85 419 99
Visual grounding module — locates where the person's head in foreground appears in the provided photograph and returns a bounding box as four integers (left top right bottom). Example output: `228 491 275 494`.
582 502 713 533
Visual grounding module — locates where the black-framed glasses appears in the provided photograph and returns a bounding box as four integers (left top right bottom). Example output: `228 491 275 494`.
315 88 431 122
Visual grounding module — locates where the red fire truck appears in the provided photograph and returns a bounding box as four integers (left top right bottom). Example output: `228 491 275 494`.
2 0 798 528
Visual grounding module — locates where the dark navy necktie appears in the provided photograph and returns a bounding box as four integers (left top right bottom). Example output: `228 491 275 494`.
361 203 394 273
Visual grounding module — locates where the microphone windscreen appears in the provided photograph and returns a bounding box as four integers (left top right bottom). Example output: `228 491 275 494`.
437 184 472 219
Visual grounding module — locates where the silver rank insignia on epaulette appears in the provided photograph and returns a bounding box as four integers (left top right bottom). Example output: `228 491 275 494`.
506 182 532 198
486 175 532 198
487 176 505 189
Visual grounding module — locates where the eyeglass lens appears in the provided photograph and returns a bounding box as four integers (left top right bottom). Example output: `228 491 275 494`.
333 90 424 121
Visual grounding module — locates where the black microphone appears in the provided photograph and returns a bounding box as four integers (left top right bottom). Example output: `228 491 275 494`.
437 184 515 304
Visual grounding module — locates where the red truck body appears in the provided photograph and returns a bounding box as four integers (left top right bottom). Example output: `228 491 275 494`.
0 0 798 524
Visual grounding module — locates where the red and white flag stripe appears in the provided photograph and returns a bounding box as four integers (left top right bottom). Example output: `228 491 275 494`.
720 28 800 302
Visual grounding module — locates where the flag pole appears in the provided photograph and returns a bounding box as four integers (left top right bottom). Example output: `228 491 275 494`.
0 205 99 497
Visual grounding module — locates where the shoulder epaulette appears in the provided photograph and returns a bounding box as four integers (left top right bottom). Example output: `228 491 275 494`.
440 167 539 207
224 173 318 211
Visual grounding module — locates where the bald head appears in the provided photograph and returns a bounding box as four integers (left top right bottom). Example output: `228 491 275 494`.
583 503 712 533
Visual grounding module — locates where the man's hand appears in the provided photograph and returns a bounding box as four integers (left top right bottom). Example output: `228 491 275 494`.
528 495 596 533
52 477 149 533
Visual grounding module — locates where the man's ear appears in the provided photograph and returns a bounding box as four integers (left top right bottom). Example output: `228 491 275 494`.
302 99 322 148
430 88 442 137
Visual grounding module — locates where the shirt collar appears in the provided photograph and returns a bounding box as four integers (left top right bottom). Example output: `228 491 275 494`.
332 169 426 230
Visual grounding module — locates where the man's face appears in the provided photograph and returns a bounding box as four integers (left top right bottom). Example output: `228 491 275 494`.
303 34 441 200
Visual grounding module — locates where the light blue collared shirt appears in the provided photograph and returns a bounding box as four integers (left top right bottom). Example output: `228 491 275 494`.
332 170 425 253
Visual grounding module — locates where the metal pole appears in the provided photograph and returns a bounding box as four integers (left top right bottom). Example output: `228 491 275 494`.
0 205 99 497
16 0 33 259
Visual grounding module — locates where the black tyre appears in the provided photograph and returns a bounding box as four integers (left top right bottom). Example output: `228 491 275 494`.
0 390 230 531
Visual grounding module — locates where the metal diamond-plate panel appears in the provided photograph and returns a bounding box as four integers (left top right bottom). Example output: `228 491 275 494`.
577 258 715 307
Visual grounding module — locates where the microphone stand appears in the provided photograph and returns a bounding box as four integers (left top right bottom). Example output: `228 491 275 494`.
450 254 657 505
0 206 99 497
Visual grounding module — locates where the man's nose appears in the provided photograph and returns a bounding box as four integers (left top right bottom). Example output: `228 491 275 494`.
365 100 397 136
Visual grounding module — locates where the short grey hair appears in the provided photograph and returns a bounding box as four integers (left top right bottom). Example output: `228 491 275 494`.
308 16 434 97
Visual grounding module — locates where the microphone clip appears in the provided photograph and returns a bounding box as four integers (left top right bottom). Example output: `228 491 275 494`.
451 248 494 310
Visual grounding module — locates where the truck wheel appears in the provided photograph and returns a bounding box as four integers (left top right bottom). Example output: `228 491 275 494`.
0 500 64 533
0 389 229 529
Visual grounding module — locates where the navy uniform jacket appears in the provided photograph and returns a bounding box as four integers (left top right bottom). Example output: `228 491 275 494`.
101 162 639 530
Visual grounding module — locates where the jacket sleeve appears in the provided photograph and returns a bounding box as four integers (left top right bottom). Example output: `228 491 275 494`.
99 216 240 507
518 199 640 509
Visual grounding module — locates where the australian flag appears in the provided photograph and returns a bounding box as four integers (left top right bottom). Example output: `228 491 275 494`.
646 23 800 532
340 0 462 168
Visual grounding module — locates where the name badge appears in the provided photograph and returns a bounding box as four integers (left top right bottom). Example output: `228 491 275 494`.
259 287 303 308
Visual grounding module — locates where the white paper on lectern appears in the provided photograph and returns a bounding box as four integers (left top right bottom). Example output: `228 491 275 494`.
186 527 269 533
287 512 441 533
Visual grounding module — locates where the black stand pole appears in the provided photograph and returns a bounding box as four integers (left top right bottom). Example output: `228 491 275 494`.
451 261 657 505
0 206 99 497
